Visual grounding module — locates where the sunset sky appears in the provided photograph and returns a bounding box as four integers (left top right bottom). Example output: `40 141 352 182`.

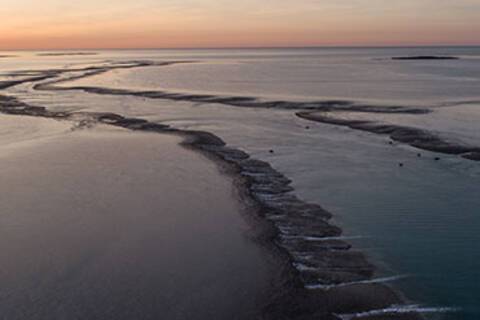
1 0 479 49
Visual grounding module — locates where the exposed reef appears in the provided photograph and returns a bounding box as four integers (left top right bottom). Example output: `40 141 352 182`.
1 59 423 116
2 61 432 121
37 82 429 114
0 61 188 90
296 111 480 161
27 61 480 162
0 74 58 90
36 52 99 56
392 56 459 60
0 93 422 319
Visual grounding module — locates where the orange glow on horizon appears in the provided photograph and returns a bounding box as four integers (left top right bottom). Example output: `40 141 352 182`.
1 0 479 50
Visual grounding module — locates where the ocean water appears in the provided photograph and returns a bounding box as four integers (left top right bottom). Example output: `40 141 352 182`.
2 47 480 319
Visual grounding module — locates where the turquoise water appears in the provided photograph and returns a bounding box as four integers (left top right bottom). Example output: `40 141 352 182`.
2 47 480 319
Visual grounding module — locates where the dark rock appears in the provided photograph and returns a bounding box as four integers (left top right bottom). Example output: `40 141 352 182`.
184 130 226 147
462 152 480 161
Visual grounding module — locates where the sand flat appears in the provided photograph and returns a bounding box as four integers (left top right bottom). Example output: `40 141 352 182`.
0 114 70 156
0 123 279 320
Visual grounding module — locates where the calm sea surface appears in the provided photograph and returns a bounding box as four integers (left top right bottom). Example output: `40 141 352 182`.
2 47 480 319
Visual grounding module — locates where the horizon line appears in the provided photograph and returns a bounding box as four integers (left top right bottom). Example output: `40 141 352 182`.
2 44 480 52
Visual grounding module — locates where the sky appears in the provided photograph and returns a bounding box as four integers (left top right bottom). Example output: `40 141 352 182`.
0 0 479 49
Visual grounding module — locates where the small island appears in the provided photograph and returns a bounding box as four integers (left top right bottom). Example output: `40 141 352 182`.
392 56 459 60
37 52 98 57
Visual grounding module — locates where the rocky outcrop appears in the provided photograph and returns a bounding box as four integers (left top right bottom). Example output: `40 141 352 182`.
297 111 480 161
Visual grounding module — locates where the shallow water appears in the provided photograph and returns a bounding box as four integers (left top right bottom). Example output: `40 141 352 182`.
0 121 280 320
2 47 480 319
53 47 480 105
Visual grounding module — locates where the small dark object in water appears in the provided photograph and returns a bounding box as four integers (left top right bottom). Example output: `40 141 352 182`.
392 56 459 60
389 141 394 145
417 153 422 157
305 126 310 130
269 150 274 154
399 163 404 167
435 157 441 161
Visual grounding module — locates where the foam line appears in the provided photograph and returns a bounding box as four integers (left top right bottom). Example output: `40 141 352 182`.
281 235 366 241
335 304 460 320
306 275 410 290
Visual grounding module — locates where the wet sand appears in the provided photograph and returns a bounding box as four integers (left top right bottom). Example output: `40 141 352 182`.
0 120 288 320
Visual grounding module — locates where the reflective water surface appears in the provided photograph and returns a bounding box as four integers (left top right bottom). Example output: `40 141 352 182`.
2 47 480 319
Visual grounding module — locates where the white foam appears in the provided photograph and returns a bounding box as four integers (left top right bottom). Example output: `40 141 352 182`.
335 304 460 320
266 214 287 221
278 226 295 234
281 235 366 241
292 252 314 259
319 235 367 241
305 275 409 290
293 262 318 272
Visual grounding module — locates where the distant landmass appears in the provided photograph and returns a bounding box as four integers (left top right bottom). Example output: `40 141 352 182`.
37 52 98 57
392 56 459 60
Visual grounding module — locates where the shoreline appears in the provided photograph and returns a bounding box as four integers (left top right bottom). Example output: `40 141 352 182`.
0 93 421 319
